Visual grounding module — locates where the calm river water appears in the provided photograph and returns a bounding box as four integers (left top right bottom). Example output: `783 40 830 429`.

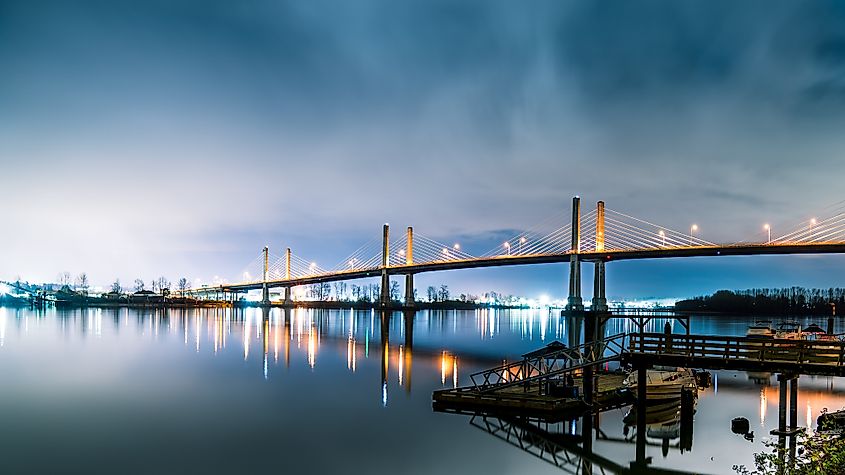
0 307 842 474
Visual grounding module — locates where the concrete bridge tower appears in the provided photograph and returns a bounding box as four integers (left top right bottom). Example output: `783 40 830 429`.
283 247 293 305
404 226 415 308
592 201 608 313
566 196 584 312
380 224 392 307
261 246 270 306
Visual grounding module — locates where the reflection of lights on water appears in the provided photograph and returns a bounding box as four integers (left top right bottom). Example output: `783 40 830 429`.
453 357 458 388
807 402 813 435
760 388 767 426
540 313 547 341
195 314 202 353
243 314 250 360
398 346 404 385
382 382 388 407
274 318 280 363
263 318 269 380
441 351 448 384
307 326 316 368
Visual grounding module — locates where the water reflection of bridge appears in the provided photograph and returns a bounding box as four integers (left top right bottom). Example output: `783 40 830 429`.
448 407 700 475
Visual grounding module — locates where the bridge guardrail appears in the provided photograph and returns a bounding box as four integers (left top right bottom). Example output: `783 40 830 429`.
629 333 845 367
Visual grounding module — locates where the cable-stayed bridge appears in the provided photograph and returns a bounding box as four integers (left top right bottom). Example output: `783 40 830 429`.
181 197 845 308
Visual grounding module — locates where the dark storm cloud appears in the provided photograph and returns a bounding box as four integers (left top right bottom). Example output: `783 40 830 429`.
2 0 845 296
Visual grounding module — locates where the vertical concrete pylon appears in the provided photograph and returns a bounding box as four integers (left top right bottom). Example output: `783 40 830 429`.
592 201 608 313
284 247 293 305
380 224 391 306
261 246 270 306
404 227 415 307
567 196 584 312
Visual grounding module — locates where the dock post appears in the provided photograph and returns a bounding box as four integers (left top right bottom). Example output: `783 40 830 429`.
284 248 293 305
566 196 583 312
778 375 788 434
404 227 415 308
789 377 798 431
380 224 391 307
635 365 647 465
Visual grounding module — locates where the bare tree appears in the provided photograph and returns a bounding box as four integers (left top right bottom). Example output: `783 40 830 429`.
333 282 348 301
438 284 450 302
111 279 122 294
177 277 189 292
389 281 400 301
134 279 145 292
156 276 171 294
58 272 72 288
76 273 90 294
427 286 437 302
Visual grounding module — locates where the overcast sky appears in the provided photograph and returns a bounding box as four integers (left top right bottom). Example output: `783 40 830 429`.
2 0 845 298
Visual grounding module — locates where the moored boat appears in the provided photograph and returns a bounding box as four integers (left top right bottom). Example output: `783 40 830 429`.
622 367 698 402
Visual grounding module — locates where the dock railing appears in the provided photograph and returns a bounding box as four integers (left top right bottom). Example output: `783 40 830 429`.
469 333 627 393
629 333 845 367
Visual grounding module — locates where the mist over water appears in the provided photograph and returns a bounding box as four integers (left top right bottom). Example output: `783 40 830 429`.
0 306 842 474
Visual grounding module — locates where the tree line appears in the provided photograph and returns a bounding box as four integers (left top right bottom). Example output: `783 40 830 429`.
53 272 190 296
675 287 845 315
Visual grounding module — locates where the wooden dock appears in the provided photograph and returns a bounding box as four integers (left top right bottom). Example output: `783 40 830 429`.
433 373 632 421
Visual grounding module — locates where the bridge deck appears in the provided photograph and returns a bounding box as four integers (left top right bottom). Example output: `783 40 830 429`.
625 332 845 376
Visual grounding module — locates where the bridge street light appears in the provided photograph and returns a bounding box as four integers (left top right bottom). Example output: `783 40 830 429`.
519 237 526 254
658 230 666 247
764 224 771 244
690 224 698 243
504 241 511 256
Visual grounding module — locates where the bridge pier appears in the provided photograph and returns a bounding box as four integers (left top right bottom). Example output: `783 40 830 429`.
404 274 415 307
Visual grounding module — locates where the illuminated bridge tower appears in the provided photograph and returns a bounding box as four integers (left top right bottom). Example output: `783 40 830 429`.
283 247 293 306
566 196 584 312
379 224 392 307
261 246 271 307
592 201 609 313
404 226 415 308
